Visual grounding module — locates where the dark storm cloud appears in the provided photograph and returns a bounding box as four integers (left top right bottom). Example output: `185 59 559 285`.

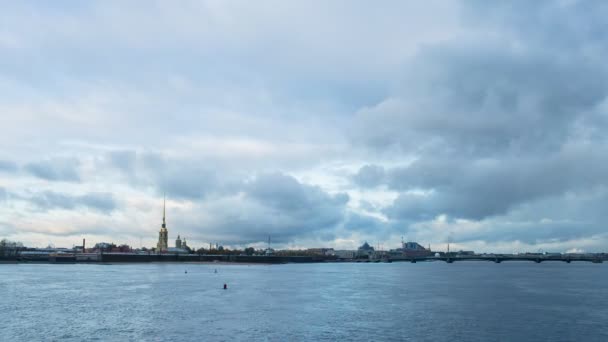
24 158 81 182
102 150 352 244
0 160 18 173
427 198 608 246
102 150 237 200
158 166 222 200
102 149 351 244
149 158 242 201
352 164 386 188
181 173 350 245
471 221 602 246
343 212 387 234
28 191 116 213
246 172 349 214
465 0 608 52
354 45 608 155
490 187 608 245
353 0 608 157
239 172 348 243
359 143 608 221
346 0 608 247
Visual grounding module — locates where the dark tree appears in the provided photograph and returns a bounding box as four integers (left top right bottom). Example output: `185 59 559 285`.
0 239 24 258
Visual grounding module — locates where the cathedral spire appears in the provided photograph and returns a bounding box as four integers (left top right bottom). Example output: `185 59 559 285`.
162 194 166 228
157 193 169 252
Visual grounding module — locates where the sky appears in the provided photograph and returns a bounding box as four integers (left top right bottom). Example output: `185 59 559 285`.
1 0 608 253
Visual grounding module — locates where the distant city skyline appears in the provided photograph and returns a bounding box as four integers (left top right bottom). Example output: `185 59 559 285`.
1 1 608 253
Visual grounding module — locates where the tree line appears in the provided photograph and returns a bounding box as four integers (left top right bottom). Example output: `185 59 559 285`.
0 239 24 258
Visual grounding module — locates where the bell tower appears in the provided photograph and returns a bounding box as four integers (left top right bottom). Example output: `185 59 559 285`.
176 234 182 249
156 195 168 252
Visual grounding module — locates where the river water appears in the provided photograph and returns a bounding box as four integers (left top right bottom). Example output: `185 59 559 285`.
1 262 607 341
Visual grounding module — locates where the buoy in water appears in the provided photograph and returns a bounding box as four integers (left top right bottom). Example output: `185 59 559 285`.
185 270 188 274
223 283 227 290
214 269 217 273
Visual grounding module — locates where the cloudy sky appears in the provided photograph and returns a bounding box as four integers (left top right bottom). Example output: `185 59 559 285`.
1 1 607 253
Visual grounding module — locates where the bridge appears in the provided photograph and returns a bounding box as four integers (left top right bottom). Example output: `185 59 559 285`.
384 254 606 264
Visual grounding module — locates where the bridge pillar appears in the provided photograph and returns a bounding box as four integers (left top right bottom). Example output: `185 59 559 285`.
565 259 571 263
535 258 541 263
411 259 416 263
494 258 501 263
446 258 453 263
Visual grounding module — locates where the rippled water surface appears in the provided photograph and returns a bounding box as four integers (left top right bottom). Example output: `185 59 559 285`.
1 262 608 341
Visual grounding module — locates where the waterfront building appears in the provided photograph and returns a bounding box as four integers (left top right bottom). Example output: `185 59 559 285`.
307 248 335 256
94 242 115 252
394 241 433 257
357 241 375 257
156 197 169 252
402 241 426 251
166 247 190 254
334 250 356 259
176 235 182 249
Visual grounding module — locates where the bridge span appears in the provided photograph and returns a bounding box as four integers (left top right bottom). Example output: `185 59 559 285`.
387 255 605 264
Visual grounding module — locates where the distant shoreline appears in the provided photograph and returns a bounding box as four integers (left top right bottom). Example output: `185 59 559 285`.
0 260 274 265
2 252 606 265
0 254 325 264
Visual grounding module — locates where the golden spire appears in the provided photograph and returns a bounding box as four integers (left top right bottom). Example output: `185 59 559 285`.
162 194 166 228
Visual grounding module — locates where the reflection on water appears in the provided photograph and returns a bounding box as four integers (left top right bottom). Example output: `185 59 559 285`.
1 262 608 341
